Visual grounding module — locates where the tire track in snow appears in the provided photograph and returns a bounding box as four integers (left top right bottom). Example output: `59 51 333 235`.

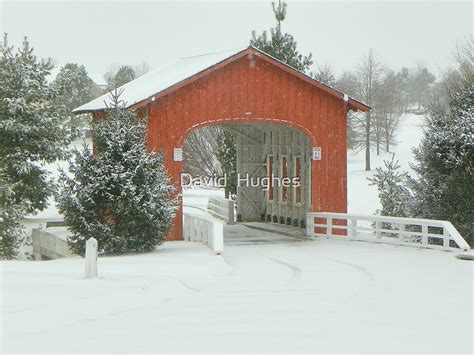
323 257 375 281
176 279 201 292
266 256 302 279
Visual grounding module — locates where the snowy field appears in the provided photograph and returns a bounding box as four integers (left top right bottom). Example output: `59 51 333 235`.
2 235 472 353
347 113 424 215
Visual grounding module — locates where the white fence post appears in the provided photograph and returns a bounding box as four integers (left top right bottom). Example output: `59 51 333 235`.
208 196 235 224
183 212 224 255
399 223 406 242
375 221 382 239
349 219 357 238
443 227 449 248
84 237 98 279
327 218 333 237
212 221 224 255
306 214 313 237
422 224 428 245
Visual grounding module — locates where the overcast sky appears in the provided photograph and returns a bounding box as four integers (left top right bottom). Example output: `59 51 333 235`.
1 1 472 80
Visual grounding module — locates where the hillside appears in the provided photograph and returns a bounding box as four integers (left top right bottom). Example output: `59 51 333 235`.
347 113 424 214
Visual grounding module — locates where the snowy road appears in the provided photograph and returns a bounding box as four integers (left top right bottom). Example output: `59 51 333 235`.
1 235 472 353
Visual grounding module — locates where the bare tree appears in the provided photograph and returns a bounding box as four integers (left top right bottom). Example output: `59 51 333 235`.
336 71 361 150
183 126 223 178
430 36 473 114
357 49 384 170
377 71 404 152
134 61 150 77
408 62 436 110
453 35 473 80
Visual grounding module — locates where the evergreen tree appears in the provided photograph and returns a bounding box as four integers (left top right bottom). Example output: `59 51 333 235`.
216 131 237 198
368 156 412 218
105 65 136 91
51 63 95 132
408 65 435 110
56 92 177 255
408 74 473 245
250 1 313 73
0 34 69 259
52 63 94 111
312 62 336 86
397 67 410 113
0 172 25 259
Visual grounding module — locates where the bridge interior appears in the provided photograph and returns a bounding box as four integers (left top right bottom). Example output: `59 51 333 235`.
183 122 312 233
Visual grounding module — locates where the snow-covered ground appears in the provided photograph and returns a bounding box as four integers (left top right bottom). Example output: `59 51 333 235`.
2 236 472 353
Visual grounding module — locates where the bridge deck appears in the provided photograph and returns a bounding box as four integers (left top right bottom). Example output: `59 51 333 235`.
224 222 308 245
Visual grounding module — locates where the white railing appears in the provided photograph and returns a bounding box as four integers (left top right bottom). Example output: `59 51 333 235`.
183 212 224 254
306 212 470 252
207 196 235 224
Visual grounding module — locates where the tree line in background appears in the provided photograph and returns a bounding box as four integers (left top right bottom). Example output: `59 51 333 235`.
370 37 473 245
337 55 436 170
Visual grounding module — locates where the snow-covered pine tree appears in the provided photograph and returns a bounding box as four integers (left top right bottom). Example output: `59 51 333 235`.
105 65 136 91
408 65 436 111
250 0 313 73
408 71 473 245
368 155 412 218
51 63 96 132
0 34 69 259
56 92 177 255
0 172 25 259
52 63 94 111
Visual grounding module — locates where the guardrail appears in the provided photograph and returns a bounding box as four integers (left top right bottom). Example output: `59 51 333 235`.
31 227 74 260
306 212 470 252
183 212 224 254
207 196 235 224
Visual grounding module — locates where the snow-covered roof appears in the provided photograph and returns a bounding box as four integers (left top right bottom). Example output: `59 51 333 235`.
73 46 369 113
73 47 246 113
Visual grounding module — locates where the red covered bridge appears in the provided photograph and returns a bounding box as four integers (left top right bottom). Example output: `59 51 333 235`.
74 46 370 240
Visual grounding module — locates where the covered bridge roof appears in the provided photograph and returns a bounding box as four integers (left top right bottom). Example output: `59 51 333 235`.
73 46 370 114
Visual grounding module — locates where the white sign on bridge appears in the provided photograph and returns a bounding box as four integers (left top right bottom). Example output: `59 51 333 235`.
312 147 322 160
173 147 183 162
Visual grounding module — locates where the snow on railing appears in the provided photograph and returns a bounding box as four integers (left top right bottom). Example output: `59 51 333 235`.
306 212 470 252
183 212 224 255
207 196 235 224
